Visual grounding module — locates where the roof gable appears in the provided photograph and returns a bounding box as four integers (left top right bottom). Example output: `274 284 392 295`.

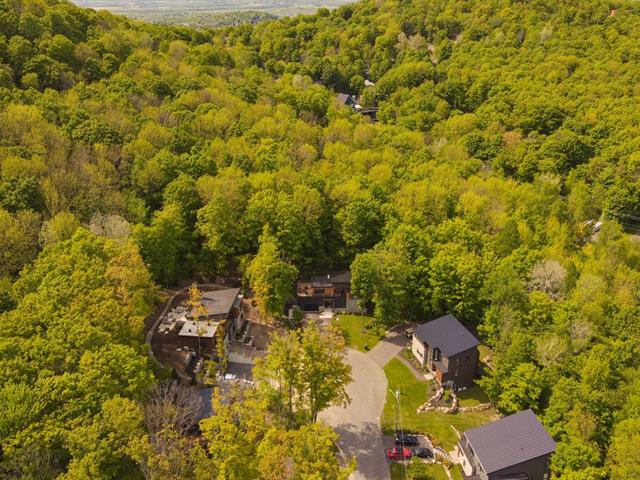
463 409 556 474
336 93 354 105
413 314 479 357
201 288 241 317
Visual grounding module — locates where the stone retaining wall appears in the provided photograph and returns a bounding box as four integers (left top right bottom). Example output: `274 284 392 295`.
417 389 493 414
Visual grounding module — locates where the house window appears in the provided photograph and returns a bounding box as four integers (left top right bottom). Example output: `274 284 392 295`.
432 348 440 361
468 444 475 459
456 357 460 366
466 356 470 363
313 289 325 294
454 368 459 377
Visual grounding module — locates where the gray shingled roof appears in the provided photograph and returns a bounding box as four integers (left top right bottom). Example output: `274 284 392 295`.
330 270 352 283
201 288 241 317
413 314 479 357
463 409 556 474
309 271 352 285
336 93 352 105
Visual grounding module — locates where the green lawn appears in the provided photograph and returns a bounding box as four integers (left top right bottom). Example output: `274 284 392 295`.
382 358 497 450
457 385 490 407
389 461 450 480
333 314 383 352
450 465 464 480
389 462 406 480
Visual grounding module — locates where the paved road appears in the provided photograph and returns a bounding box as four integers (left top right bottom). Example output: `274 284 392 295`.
319 334 408 480
368 332 407 367
319 348 390 480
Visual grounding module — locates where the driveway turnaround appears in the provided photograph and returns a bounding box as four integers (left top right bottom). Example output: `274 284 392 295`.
319 348 390 480
368 332 407 367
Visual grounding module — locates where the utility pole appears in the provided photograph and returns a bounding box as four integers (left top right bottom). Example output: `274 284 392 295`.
390 386 400 433
390 386 407 480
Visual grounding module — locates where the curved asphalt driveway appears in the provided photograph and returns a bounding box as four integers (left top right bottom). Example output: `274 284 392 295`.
319 333 406 480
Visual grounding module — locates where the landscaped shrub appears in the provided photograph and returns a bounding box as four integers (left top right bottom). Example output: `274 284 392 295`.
444 390 453 403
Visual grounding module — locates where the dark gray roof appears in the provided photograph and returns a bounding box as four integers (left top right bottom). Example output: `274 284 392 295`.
201 288 241 317
432 359 448 374
463 409 556 474
336 93 352 105
330 270 352 283
413 314 479 357
309 271 351 285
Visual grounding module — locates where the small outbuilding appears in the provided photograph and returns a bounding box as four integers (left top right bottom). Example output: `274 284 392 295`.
336 93 357 108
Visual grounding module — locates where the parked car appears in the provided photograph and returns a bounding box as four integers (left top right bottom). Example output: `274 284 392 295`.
394 432 419 446
411 447 433 459
386 447 412 460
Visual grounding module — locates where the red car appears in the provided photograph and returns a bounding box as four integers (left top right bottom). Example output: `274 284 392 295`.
386 447 412 460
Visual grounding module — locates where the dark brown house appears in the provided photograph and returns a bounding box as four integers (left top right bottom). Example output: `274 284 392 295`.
457 409 555 480
294 271 362 313
411 314 480 390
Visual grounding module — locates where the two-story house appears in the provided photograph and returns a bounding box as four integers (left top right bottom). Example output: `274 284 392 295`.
294 271 362 313
457 409 556 480
411 314 480 390
178 287 244 356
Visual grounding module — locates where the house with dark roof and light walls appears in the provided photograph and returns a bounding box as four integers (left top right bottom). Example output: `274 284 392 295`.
177 287 244 356
411 313 480 390
457 409 556 480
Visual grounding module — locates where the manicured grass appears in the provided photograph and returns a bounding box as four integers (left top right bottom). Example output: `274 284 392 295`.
382 358 498 450
418 463 450 480
389 462 406 480
450 464 464 480
333 314 383 352
457 385 490 407
389 462 450 480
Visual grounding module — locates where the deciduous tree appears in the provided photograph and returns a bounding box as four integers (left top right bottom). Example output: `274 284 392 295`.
246 227 298 321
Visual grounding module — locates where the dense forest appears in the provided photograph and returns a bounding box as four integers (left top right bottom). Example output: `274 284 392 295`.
1 0 640 478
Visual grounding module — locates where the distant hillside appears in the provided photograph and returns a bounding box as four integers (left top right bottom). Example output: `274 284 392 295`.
72 0 355 19
137 10 278 28
2 1 640 479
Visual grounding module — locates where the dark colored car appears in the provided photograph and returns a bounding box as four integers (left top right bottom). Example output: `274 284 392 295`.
386 447 412 460
411 447 433 458
394 432 419 446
